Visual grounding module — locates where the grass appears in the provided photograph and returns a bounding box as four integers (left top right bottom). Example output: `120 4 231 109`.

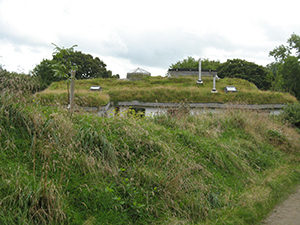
1 74 300 224
35 76 297 107
1 91 300 224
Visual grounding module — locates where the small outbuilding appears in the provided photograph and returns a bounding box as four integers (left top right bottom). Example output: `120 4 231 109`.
127 68 151 80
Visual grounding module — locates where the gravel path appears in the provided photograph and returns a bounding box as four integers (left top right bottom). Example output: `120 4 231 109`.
263 186 300 225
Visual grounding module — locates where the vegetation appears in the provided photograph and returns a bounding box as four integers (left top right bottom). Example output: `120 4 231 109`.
1 78 300 224
268 33 300 100
169 57 272 90
170 57 221 71
217 59 271 90
35 76 297 107
1 33 300 225
282 103 300 128
1 66 300 225
0 69 43 94
32 44 115 88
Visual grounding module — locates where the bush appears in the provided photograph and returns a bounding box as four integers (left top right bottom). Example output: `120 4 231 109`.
218 59 271 90
282 103 300 127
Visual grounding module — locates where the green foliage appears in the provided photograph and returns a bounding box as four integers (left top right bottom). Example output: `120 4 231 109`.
282 103 300 128
280 56 300 99
51 43 78 80
0 94 300 224
266 63 285 91
52 48 112 80
269 33 300 99
170 57 221 70
32 59 59 87
269 44 291 62
218 59 271 90
270 33 300 62
288 33 300 57
33 44 113 87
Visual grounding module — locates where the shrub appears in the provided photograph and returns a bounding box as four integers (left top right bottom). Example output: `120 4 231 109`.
282 103 300 128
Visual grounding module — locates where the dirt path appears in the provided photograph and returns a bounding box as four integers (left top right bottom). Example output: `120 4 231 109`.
263 185 300 225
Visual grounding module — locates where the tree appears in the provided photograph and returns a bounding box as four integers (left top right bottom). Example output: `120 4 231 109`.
33 46 113 86
280 56 300 99
52 50 112 79
218 59 270 90
170 57 221 71
266 63 285 91
269 33 300 99
32 59 58 87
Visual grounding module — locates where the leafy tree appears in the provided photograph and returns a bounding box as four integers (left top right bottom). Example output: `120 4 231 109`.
170 57 221 71
266 63 285 91
280 56 300 99
287 33 300 58
269 45 291 62
51 44 78 79
218 59 270 90
52 50 112 79
170 57 198 69
32 59 58 87
269 33 300 99
33 45 113 86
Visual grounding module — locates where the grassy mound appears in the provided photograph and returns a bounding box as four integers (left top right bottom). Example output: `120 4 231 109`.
1 94 299 224
35 77 297 107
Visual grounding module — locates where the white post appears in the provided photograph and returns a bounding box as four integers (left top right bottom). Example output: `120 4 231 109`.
196 58 203 84
211 74 218 93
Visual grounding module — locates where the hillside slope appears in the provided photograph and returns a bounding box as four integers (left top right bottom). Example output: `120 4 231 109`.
0 93 299 224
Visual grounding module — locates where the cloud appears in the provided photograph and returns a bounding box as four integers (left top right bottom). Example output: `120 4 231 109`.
0 23 48 49
0 0 300 75
60 29 238 69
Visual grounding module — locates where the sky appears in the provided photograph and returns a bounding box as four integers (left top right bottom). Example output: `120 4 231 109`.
0 0 299 77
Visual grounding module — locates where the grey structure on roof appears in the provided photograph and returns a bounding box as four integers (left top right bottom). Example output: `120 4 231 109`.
127 67 151 80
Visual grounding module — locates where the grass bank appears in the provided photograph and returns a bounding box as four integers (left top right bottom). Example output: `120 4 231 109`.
0 93 299 224
35 76 297 106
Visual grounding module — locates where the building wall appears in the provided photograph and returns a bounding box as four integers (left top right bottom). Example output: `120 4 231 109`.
104 106 283 117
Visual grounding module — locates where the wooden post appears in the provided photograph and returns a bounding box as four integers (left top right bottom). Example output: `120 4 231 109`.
69 70 76 112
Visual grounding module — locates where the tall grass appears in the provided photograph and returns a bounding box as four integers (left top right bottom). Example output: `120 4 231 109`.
1 74 300 224
36 77 297 107
1 84 300 224
35 90 109 107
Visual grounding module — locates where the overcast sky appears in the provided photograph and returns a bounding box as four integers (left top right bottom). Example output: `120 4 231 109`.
0 0 299 77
